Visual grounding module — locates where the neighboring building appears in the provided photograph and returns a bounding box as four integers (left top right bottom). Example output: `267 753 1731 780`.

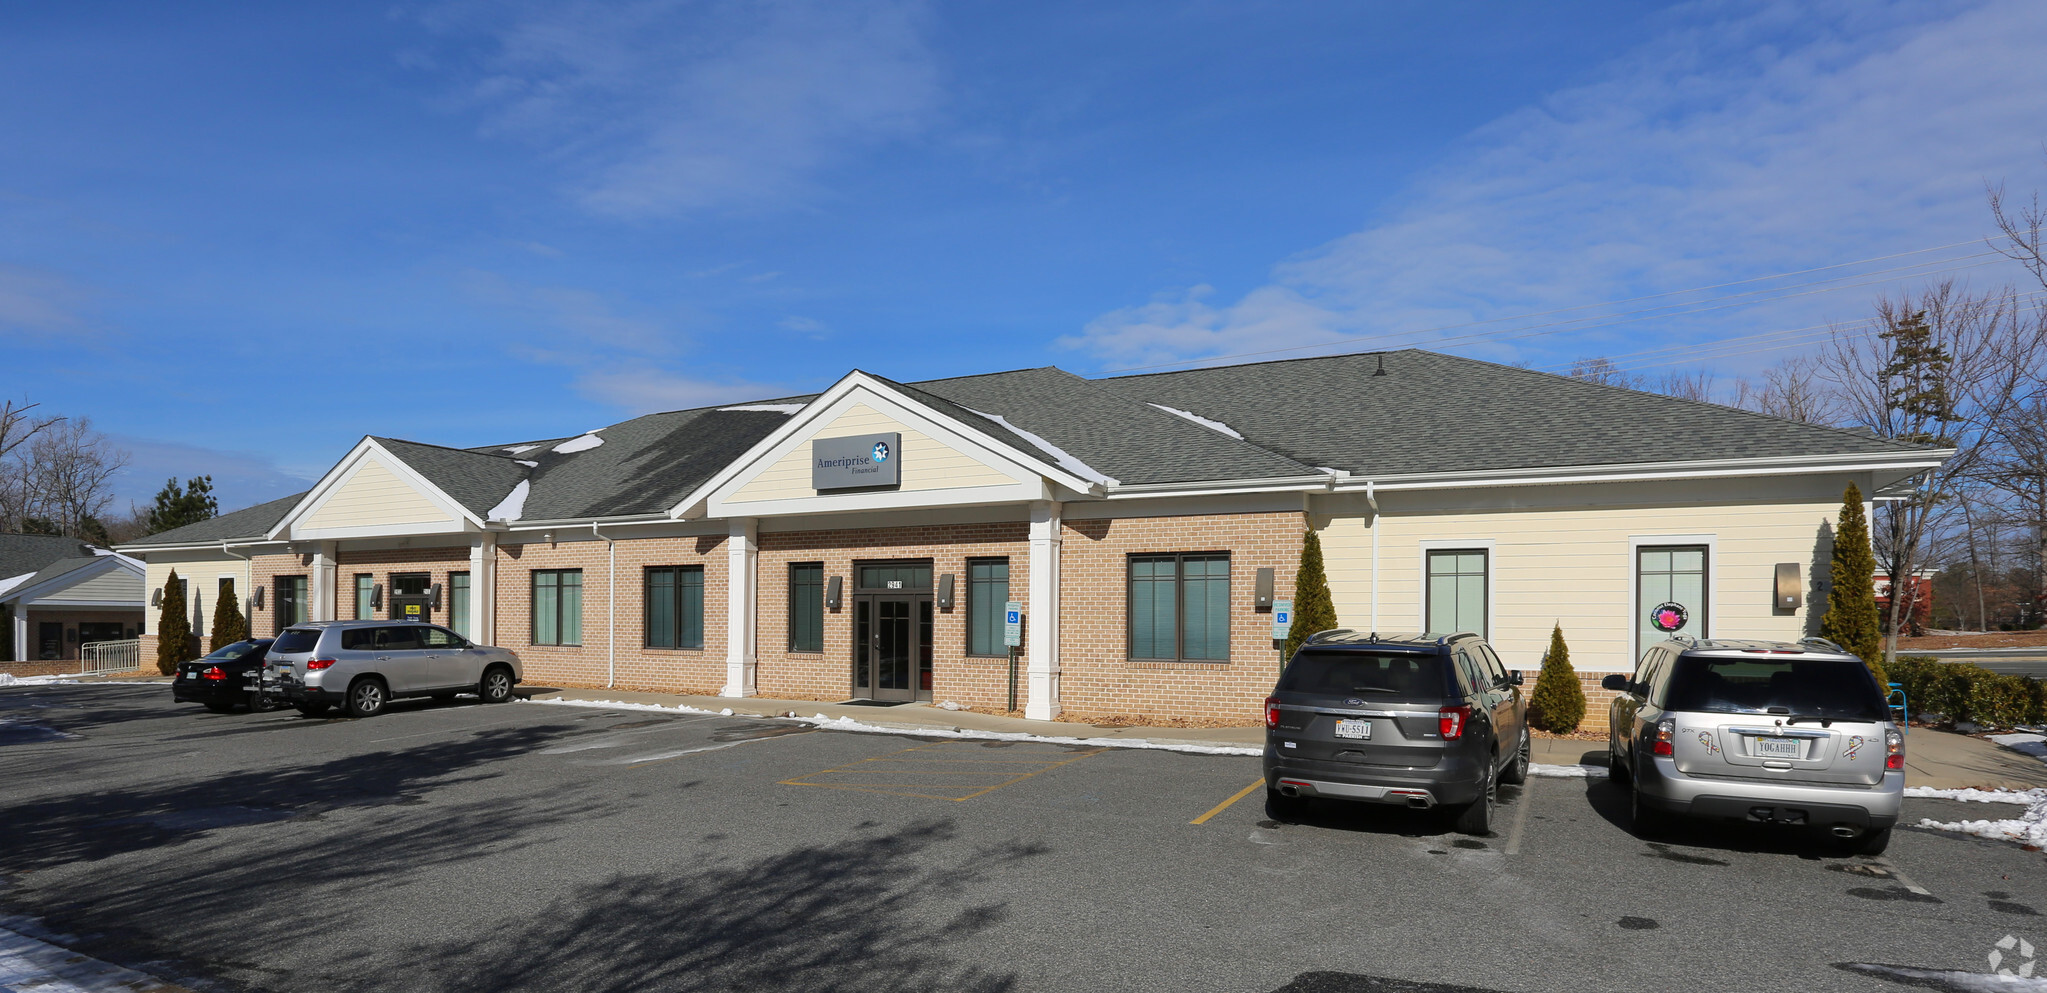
1 534 146 664
117 351 1950 727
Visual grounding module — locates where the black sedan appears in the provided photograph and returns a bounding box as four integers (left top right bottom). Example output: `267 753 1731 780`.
172 639 276 713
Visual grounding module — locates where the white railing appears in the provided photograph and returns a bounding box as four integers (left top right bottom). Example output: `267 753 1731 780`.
79 639 143 675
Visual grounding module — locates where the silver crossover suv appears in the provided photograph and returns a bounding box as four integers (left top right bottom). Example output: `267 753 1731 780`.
262 620 523 718
1605 636 1903 855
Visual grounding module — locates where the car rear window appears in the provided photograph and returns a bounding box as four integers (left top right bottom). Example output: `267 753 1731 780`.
1278 651 1450 699
272 629 322 654
1664 656 1886 721
202 641 262 660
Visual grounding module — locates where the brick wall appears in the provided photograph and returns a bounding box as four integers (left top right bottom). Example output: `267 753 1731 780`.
496 536 729 694
755 523 1030 707
0 659 84 678
248 552 312 639
336 546 473 626
1058 511 1305 721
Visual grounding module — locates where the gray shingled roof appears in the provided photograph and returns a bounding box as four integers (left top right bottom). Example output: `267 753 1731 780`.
1106 350 1934 477
509 407 795 520
371 437 531 519
123 492 307 547
14 555 105 593
0 534 92 582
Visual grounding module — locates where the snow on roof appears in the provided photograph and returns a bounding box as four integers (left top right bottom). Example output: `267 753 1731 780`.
487 480 531 522
0 572 35 598
552 433 605 454
503 444 544 455
720 403 805 414
960 405 1120 487
1146 403 1243 440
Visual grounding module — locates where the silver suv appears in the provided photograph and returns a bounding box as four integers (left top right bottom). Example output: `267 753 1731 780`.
262 620 523 718
1604 636 1903 854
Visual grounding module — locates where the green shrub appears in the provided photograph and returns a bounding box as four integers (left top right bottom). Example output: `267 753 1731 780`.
1527 623 1586 733
1886 654 2044 729
1969 673 2040 730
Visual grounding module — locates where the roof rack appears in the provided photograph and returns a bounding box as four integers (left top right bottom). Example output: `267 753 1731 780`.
1303 628 1356 645
1668 634 1698 646
1798 636 1846 653
1435 631 1480 645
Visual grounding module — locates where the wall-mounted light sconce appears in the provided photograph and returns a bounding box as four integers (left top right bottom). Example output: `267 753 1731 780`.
826 576 843 611
370 584 384 610
936 574 956 611
251 586 264 610
1774 563 1801 614
429 583 443 610
150 588 162 607
543 531 555 545
1254 568 1275 611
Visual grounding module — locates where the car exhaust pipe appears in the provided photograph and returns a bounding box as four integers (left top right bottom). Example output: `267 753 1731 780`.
1831 825 1859 838
1277 784 1302 798
1406 797 1432 810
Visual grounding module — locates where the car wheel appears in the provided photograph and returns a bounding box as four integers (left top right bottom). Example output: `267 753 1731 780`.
345 677 388 718
248 691 279 713
477 665 514 705
1264 786 1307 823
1847 826 1892 857
1608 739 1633 786
1630 782 1666 838
1452 759 1497 835
294 703 331 718
204 701 237 714
1500 729 1531 785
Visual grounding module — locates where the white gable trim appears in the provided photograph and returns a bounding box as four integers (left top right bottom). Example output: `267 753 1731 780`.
266 438 481 540
2 554 143 607
670 371 1101 518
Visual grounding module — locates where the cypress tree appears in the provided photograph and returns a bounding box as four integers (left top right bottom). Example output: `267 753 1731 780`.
1528 622 1586 733
1283 529 1339 661
156 569 191 675
1820 482 1886 688
210 578 248 647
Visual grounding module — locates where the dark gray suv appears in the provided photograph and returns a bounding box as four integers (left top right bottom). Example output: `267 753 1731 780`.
1264 631 1529 834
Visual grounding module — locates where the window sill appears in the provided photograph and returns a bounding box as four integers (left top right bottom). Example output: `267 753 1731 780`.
1125 660 1231 670
531 643 583 649
785 649 826 656
640 646 707 653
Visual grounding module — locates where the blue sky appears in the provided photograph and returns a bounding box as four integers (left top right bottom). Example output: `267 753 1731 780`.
3 0 2045 513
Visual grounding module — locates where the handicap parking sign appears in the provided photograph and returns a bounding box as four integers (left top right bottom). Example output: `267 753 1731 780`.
1004 601 1023 647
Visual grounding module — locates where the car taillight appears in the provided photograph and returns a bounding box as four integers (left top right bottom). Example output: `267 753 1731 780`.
1885 729 1904 770
306 659 337 671
1652 718 1675 756
1439 705 1471 740
201 665 225 681
1264 696 1281 729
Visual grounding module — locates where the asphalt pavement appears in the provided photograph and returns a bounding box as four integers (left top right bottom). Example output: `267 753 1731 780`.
4 683 2046 993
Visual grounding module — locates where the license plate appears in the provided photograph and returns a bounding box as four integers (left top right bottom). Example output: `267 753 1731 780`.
1333 719 1373 740
184 671 196 680
1755 736 1800 758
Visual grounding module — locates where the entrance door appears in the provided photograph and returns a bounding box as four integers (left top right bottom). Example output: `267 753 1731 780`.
389 572 432 625
854 595 934 702
38 622 62 660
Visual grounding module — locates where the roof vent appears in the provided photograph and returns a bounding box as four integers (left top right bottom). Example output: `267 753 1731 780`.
1372 354 1387 377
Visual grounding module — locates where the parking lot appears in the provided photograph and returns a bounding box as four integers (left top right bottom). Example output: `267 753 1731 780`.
3 683 2044 993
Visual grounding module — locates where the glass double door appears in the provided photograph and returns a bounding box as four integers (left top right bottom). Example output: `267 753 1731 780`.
853 595 933 703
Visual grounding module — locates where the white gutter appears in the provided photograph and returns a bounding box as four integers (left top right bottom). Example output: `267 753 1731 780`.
221 541 254 629
1366 480 1379 636
1104 473 1337 499
1339 451 1952 492
592 522 617 688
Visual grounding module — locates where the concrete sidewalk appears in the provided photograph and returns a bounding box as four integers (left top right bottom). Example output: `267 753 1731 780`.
1530 729 2047 791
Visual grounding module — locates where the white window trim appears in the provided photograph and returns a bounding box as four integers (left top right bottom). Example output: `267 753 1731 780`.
1417 538 1496 640
1629 533 1717 666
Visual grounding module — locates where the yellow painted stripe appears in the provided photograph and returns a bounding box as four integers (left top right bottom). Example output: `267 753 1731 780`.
1191 779 1266 825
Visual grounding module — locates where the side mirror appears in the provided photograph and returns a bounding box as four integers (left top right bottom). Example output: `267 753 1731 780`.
1509 670 1525 686
1601 674 1629 693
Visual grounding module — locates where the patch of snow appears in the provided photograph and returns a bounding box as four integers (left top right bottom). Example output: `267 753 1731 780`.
1838 963 2047 991
938 700 963 711
552 432 605 454
1915 787 2047 848
516 460 539 468
1990 733 2047 762
487 480 530 522
503 444 544 455
0 674 81 686
1905 786 2047 803
1146 403 1244 439
0 572 34 598
959 405 1120 486
1529 763 1610 779
720 403 805 414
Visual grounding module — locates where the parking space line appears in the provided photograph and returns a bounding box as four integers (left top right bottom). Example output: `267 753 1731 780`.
1502 778 1536 855
781 741 1107 801
1191 779 1265 825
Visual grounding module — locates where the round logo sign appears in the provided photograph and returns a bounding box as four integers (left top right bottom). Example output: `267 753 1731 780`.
1651 601 1689 632
871 441 891 463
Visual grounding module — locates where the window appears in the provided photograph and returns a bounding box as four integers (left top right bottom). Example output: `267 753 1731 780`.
1426 550 1488 637
1128 553 1231 662
274 575 308 635
644 566 705 649
354 574 375 620
858 562 931 590
789 563 824 653
341 626 421 652
966 558 1010 657
531 569 582 646
449 572 471 638
1637 545 1708 653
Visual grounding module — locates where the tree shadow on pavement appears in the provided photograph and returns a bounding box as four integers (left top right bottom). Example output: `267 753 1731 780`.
375 820 1041 993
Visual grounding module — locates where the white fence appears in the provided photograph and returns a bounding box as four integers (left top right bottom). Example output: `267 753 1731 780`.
79 639 143 675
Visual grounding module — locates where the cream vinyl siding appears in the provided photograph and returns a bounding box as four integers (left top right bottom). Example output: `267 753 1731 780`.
142 554 241 636
39 566 143 604
1320 483 1840 673
303 458 454 530
728 402 1015 503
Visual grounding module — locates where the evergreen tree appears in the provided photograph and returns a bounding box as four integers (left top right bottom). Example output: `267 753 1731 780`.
143 476 218 535
156 569 191 674
1282 529 1339 661
210 578 248 647
1820 481 1887 687
1528 622 1586 733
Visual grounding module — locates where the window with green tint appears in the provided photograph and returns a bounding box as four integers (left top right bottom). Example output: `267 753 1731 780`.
354 574 375 620
1638 545 1708 652
449 572 470 638
789 563 824 652
644 566 703 649
1426 550 1488 637
857 563 931 590
1128 553 1230 661
966 558 1009 656
274 575 308 635
532 569 582 646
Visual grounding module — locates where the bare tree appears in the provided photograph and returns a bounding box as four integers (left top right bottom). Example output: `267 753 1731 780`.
0 399 64 532
1734 354 1840 424
1652 369 1717 403
1569 356 1638 388
17 418 129 541
1990 180 2046 292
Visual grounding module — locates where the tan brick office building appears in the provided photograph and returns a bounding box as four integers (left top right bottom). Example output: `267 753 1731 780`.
123 351 1948 724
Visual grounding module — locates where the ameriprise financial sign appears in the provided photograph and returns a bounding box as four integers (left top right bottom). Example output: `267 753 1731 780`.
812 432 903 490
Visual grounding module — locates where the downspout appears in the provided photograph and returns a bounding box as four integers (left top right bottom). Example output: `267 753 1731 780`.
592 522 617 688
1365 481 1379 635
221 541 253 634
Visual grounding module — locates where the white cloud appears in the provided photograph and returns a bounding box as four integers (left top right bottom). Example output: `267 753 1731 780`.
425 0 942 217
460 269 680 353
0 264 90 336
778 315 828 336
1066 1 2047 374
574 367 783 414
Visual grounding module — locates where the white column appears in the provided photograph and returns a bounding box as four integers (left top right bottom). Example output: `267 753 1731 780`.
469 532 498 644
722 517 759 697
11 606 25 663
311 541 339 622
1025 500 1063 720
